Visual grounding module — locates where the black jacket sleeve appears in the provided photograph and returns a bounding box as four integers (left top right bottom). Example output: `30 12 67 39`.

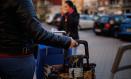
14 0 71 48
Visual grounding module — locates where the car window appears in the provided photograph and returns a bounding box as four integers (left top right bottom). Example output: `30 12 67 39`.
114 16 124 22
123 18 131 23
93 16 100 21
124 14 131 19
80 15 92 20
99 16 109 22
80 16 87 20
126 15 131 18
53 13 61 19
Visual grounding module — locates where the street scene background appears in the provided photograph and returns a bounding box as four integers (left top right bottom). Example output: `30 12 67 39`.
33 0 131 79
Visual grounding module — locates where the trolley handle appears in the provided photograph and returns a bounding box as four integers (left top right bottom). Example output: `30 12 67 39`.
64 40 89 67
76 40 89 64
52 31 66 35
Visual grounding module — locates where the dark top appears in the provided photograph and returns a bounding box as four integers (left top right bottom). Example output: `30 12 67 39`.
58 12 80 39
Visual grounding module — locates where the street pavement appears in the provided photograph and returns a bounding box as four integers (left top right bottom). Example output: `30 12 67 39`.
34 23 131 79
79 30 131 79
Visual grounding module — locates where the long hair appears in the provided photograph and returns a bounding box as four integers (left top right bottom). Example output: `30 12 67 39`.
65 0 78 13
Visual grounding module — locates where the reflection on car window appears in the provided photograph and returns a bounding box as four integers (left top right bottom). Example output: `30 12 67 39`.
80 16 87 20
123 18 131 23
99 16 109 22
114 16 123 22
80 15 92 20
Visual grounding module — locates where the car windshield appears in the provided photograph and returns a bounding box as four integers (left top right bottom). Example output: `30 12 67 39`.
80 15 92 20
123 18 131 23
114 15 124 22
99 16 109 22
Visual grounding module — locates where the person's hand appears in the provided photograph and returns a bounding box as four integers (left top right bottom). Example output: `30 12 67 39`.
69 38 78 48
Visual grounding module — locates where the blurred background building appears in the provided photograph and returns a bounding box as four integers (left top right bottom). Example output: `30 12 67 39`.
120 0 131 13
33 0 131 21
97 0 131 14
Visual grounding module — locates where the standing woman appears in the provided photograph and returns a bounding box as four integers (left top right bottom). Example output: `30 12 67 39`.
58 0 80 55
59 0 80 40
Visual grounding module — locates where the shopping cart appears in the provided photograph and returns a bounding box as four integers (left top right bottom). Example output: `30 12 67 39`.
36 30 96 79
37 40 96 79
58 40 96 79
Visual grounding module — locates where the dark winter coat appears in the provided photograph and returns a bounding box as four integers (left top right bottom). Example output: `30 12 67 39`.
59 12 80 39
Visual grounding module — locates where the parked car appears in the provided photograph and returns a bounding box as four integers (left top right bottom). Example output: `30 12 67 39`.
45 13 61 25
79 14 95 29
45 13 55 24
89 14 100 21
52 13 61 26
117 14 131 40
93 15 124 37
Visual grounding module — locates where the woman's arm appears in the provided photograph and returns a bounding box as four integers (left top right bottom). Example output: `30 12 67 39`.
14 0 71 48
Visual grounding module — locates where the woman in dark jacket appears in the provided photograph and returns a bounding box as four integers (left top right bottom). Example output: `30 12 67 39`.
58 0 80 40
58 1 80 55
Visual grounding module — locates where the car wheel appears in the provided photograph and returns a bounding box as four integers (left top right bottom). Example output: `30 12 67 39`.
94 32 101 35
93 28 100 35
113 27 119 38
114 32 118 38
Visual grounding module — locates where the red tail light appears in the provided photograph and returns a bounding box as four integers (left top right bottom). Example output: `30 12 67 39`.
104 23 110 29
